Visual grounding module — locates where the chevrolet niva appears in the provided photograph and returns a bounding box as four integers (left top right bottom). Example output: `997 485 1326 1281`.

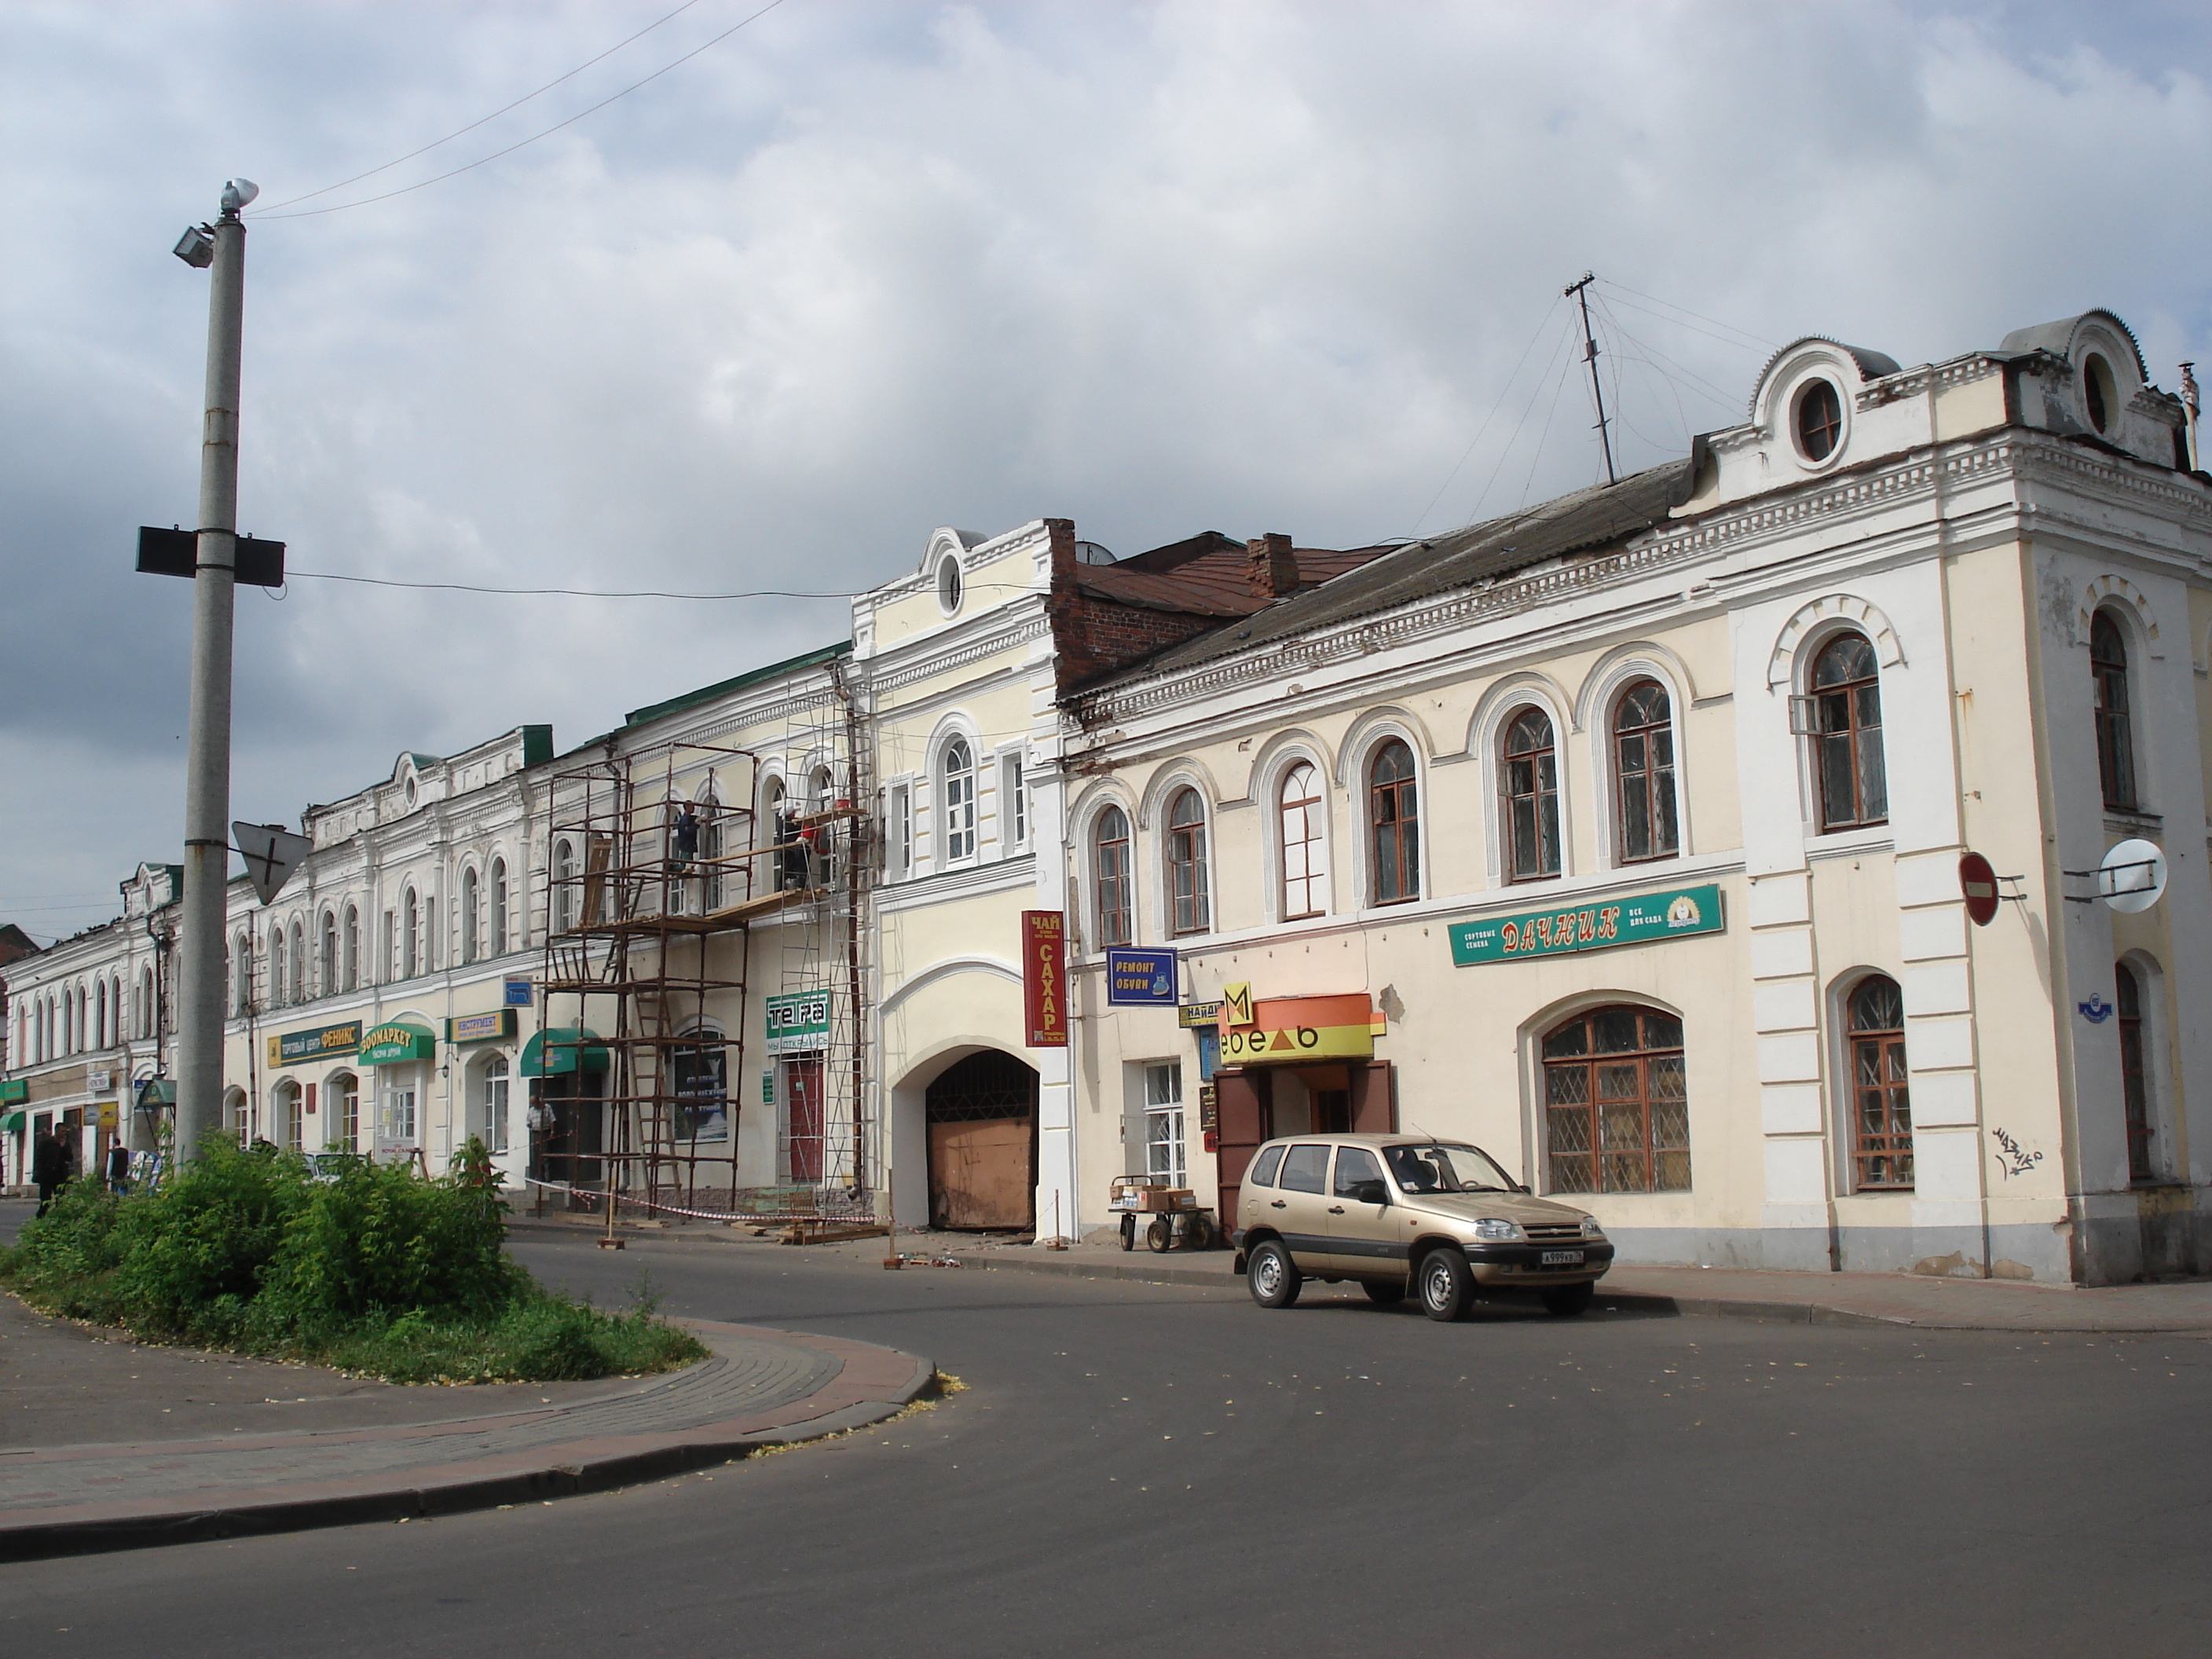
1232 1133 1613 1321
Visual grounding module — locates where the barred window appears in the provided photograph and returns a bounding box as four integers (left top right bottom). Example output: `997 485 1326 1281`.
1544 1005 1689 1193
1848 976 1912 1189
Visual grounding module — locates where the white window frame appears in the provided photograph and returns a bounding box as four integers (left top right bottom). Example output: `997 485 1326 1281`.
888 780 913 879
1144 1061 1186 1189
999 749 1027 851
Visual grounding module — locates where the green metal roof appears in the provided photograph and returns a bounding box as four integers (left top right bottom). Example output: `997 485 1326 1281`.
622 639 852 728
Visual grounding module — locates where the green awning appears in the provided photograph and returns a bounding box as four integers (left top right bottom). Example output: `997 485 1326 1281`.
2 1110 24 1134
134 1079 176 1110
521 1027 609 1078
361 1019 438 1066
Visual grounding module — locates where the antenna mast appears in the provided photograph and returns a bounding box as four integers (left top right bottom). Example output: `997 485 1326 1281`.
1564 271 1617 485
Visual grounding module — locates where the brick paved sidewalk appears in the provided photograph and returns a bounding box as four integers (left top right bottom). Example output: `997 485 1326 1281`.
0 1305 932 1562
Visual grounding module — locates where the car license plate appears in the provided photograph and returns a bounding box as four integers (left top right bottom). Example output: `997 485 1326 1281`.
1540 1250 1585 1265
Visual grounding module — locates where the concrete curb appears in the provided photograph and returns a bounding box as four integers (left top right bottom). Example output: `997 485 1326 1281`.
933 1252 2212 1331
0 1321 936 1564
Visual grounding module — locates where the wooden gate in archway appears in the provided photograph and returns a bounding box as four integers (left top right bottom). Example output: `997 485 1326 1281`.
925 1050 1037 1230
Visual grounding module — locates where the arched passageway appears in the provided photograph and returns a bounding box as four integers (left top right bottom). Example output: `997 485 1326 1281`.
926 1050 1038 1230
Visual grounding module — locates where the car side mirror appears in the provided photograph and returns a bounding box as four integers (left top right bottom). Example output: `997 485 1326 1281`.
1352 1179 1390 1206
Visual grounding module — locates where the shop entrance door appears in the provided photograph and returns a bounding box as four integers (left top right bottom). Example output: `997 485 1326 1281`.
783 1056 825 1182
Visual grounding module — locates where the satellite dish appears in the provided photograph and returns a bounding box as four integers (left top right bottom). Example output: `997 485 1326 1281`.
1073 540 1115 566
2098 837 2166 914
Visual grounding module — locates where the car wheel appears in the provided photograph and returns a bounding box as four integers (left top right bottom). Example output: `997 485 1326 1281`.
1418 1248 1476 1322
1540 1281 1595 1317
1147 1218 1173 1253
1362 1280 1406 1307
1247 1240 1302 1309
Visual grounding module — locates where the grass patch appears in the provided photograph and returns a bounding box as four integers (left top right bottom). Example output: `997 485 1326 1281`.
0 1137 705 1384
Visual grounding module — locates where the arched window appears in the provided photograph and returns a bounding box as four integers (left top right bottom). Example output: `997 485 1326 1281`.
489 861 508 955
1279 762 1328 919
460 866 479 965
342 906 360 991
275 1079 303 1152
941 739 976 862
287 920 305 1002
320 912 338 994
1810 632 1887 831
2116 961 2154 1182
552 841 576 932
1503 708 1562 881
2091 611 2137 811
1543 1005 1689 1193
1368 739 1419 904
1094 806 1133 947
138 967 156 1041
1847 976 1912 1190
401 888 419 979
268 926 287 1009
94 980 108 1049
1166 788 1210 936
334 1072 361 1152
1613 679 1679 862
482 1054 511 1154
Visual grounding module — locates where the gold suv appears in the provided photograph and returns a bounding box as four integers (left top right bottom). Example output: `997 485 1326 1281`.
1233 1133 1613 1321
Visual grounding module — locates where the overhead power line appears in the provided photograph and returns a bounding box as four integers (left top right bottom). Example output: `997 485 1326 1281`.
253 0 790 221
287 569 853 599
253 0 710 214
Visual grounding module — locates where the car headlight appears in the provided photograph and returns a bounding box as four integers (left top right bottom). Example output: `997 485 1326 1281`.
1471 1218 1525 1242
1580 1216 1605 1239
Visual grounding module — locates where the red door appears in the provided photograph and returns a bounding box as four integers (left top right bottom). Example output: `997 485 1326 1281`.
786 1057 824 1182
1213 1068 1272 1236
1349 1060 1397 1134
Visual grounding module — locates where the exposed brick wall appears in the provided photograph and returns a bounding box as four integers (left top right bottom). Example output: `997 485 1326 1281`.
1045 519 1223 698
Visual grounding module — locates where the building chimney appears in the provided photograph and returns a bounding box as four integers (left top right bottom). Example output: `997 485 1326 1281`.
1247 533 1298 599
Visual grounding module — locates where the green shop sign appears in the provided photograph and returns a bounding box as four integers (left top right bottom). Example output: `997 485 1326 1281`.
765 990 830 1057
0 1079 27 1105
1448 883 1724 968
269 1020 361 1070
360 1020 437 1065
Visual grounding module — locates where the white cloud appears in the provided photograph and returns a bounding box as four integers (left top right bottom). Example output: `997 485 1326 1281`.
1 0 2206 914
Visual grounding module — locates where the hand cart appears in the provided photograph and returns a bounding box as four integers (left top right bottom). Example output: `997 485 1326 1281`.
1108 1177 1218 1253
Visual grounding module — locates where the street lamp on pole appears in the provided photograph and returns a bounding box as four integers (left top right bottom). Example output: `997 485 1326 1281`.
170 178 255 1158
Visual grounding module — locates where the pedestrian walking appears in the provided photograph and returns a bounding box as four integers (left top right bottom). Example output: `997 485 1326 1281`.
32 1127 68 1217
106 1141 132 1195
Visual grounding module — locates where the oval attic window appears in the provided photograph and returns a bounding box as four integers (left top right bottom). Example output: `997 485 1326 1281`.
1795 378 1844 463
936 553 963 615
2083 352 2116 434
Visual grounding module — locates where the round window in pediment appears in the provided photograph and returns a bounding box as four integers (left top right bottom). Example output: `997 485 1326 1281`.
936 553 964 616
1793 377 1844 463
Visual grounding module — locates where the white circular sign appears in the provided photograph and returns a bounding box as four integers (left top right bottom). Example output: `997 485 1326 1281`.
2099 837 2166 914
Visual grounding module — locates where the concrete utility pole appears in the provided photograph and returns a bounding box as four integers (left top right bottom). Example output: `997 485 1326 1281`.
173 181 254 1155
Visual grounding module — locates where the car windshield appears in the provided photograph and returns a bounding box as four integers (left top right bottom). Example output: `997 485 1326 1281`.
1383 1142 1517 1195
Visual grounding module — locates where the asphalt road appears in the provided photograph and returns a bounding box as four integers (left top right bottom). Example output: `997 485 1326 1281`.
5 1230 2210 1657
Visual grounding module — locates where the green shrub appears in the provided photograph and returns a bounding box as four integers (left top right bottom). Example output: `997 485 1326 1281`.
2 1137 702 1383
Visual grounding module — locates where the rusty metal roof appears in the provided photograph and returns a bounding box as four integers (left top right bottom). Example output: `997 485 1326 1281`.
1074 542 1397 618
1095 457 1697 685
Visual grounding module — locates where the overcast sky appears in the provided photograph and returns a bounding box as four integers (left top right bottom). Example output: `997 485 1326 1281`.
2 0 2207 943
